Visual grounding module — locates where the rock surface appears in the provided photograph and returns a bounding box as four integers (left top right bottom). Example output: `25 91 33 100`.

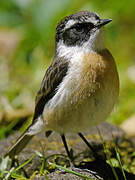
120 114 135 136
1 122 135 180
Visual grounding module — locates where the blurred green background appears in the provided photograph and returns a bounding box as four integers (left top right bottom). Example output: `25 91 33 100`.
0 0 135 139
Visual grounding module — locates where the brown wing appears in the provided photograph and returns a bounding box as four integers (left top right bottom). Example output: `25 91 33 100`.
33 57 68 121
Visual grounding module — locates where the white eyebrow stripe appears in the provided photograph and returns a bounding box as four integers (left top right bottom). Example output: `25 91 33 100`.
64 19 76 30
64 18 98 31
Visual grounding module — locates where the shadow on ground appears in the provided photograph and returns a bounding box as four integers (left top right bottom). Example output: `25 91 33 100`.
77 159 135 180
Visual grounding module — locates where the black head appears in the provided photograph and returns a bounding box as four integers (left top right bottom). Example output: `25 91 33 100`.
56 11 111 47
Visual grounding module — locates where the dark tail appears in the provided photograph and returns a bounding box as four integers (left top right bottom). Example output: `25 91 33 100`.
5 132 33 159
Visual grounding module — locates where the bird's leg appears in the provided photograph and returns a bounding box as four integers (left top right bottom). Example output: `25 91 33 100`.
61 134 101 179
61 134 74 164
78 132 99 159
76 133 102 178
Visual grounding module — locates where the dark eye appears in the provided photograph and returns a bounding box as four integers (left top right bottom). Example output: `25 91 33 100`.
75 24 84 32
88 22 95 29
74 24 84 32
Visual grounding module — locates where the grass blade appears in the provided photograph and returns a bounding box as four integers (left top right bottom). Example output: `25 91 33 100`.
14 154 36 172
49 162 94 180
115 147 127 180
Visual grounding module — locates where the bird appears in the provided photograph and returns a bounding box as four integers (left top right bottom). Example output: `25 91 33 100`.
5 11 119 162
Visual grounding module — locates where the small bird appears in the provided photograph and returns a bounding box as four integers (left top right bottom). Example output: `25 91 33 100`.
6 11 119 161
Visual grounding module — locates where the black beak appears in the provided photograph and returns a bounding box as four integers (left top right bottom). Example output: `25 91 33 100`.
97 19 112 28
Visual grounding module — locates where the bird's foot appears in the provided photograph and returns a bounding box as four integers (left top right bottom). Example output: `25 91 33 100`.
71 163 102 180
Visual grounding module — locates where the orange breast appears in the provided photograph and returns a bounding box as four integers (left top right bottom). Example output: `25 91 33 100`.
80 49 119 99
